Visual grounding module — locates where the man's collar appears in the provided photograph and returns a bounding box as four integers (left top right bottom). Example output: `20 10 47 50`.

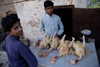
46 13 54 18
8 35 20 40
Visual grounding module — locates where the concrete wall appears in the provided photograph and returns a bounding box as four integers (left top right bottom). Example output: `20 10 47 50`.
0 0 15 29
13 0 87 45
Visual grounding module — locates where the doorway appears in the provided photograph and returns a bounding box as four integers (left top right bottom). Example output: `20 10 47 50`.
53 8 73 40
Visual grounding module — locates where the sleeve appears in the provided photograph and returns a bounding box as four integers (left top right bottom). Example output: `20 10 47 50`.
40 18 45 35
57 17 64 35
46 34 50 37
40 18 50 37
2 41 6 51
18 42 38 67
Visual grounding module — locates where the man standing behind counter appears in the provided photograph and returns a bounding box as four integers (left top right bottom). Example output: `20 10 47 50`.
40 0 64 38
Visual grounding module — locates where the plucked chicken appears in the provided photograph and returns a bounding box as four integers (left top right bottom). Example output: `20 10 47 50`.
50 37 75 64
38 31 52 57
43 31 59 57
70 35 87 65
57 35 66 50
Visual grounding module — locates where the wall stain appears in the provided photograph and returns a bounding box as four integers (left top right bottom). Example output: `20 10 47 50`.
26 19 40 28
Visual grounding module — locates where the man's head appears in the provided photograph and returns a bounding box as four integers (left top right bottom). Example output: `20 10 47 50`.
1 14 23 37
44 0 54 16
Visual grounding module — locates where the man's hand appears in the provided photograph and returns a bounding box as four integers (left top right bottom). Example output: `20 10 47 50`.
55 34 59 37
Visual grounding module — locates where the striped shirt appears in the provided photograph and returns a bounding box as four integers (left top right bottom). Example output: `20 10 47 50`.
40 14 64 37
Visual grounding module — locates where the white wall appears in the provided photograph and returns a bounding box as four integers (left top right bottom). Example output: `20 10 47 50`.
13 0 87 45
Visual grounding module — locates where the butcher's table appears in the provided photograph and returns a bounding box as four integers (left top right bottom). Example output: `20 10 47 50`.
30 40 99 67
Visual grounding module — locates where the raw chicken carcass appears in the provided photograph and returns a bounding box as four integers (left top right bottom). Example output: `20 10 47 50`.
57 35 66 50
50 37 75 64
43 31 59 57
70 35 87 65
38 31 52 57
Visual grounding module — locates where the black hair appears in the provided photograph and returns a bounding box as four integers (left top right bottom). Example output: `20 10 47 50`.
1 14 20 32
44 0 54 8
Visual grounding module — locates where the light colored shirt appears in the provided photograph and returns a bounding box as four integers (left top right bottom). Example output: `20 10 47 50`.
40 14 64 37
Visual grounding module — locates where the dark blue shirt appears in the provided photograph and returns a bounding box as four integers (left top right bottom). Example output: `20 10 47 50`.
2 35 38 67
